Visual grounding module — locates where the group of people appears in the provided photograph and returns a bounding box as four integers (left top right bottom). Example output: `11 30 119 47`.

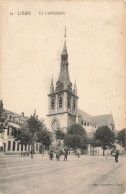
49 148 69 161
49 148 120 162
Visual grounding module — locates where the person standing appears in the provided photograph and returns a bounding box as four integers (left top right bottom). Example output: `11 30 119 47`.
56 150 60 161
64 148 68 161
49 148 54 160
76 149 80 158
115 150 119 162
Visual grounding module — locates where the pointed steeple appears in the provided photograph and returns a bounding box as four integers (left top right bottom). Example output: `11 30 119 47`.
73 79 77 94
51 75 53 86
61 27 68 62
56 27 70 88
50 75 54 93
62 40 67 54
74 79 77 89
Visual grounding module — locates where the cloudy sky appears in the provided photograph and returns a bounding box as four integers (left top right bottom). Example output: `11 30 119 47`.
1 0 126 130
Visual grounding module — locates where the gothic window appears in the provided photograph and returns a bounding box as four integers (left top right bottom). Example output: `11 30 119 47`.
51 119 59 131
51 99 55 109
67 96 71 109
59 97 62 108
73 100 76 110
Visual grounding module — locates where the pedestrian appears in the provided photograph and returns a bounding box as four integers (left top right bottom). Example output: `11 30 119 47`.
115 150 119 162
76 149 80 158
49 148 54 160
64 148 68 161
56 150 60 161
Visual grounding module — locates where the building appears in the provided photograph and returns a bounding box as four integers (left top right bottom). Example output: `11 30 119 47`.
0 100 40 154
0 31 116 155
46 32 115 138
46 38 79 133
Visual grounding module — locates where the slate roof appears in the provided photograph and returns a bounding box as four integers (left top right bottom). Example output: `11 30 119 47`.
91 114 111 126
2 109 21 118
77 108 112 126
77 108 92 123
1 109 28 124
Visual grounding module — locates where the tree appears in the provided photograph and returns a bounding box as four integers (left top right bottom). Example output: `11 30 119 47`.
24 113 43 159
89 137 101 155
116 128 126 150
13 112 43 159
13 127 31 156
94 125 115 156
55 128 65 140
68 123 86 136
37 128 52 154
13 112 52 158
64 124 88 152
89 137 101 147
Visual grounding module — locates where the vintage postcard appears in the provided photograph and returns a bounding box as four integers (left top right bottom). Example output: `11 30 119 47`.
0 0 126 194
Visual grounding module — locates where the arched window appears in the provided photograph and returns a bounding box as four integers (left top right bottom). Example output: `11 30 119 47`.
59 97 62 108
73 100 76 110
51 119 59 130
51 99 55 109
67 96 71 108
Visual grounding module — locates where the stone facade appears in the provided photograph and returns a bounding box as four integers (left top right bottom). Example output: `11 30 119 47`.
46 33 115 156
46 35 115 137
46 39 78 133
0 100 41 154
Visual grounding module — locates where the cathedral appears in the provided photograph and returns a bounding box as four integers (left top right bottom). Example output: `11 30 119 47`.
0 30 115 154
46 30 115 135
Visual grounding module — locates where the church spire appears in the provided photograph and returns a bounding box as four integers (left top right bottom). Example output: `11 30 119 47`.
56 27 70 86
62 27 68 57
62 27 67 54
50 75 54 93
51 75 53 86
73 79 77 94
62 41 67 54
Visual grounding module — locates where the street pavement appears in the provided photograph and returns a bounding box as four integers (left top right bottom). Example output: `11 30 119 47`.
0 153 126 194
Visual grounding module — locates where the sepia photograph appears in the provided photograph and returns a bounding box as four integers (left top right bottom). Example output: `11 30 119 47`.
0 0 126 194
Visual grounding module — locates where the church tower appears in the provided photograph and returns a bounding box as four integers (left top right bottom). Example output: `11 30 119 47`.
46 29 79 132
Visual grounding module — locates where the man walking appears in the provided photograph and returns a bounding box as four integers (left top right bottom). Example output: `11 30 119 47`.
49 148 54 160
115 150 119 162
64 148 68 161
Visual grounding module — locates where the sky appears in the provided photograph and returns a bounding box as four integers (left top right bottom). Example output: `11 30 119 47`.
1 0 126 130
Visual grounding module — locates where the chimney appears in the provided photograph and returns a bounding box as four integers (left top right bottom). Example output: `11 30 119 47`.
21 112 24 117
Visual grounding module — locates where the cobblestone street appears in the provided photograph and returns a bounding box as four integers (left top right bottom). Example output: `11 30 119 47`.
0 153 126 194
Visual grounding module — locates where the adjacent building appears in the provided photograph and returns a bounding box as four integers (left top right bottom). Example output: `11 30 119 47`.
0 100 40 154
